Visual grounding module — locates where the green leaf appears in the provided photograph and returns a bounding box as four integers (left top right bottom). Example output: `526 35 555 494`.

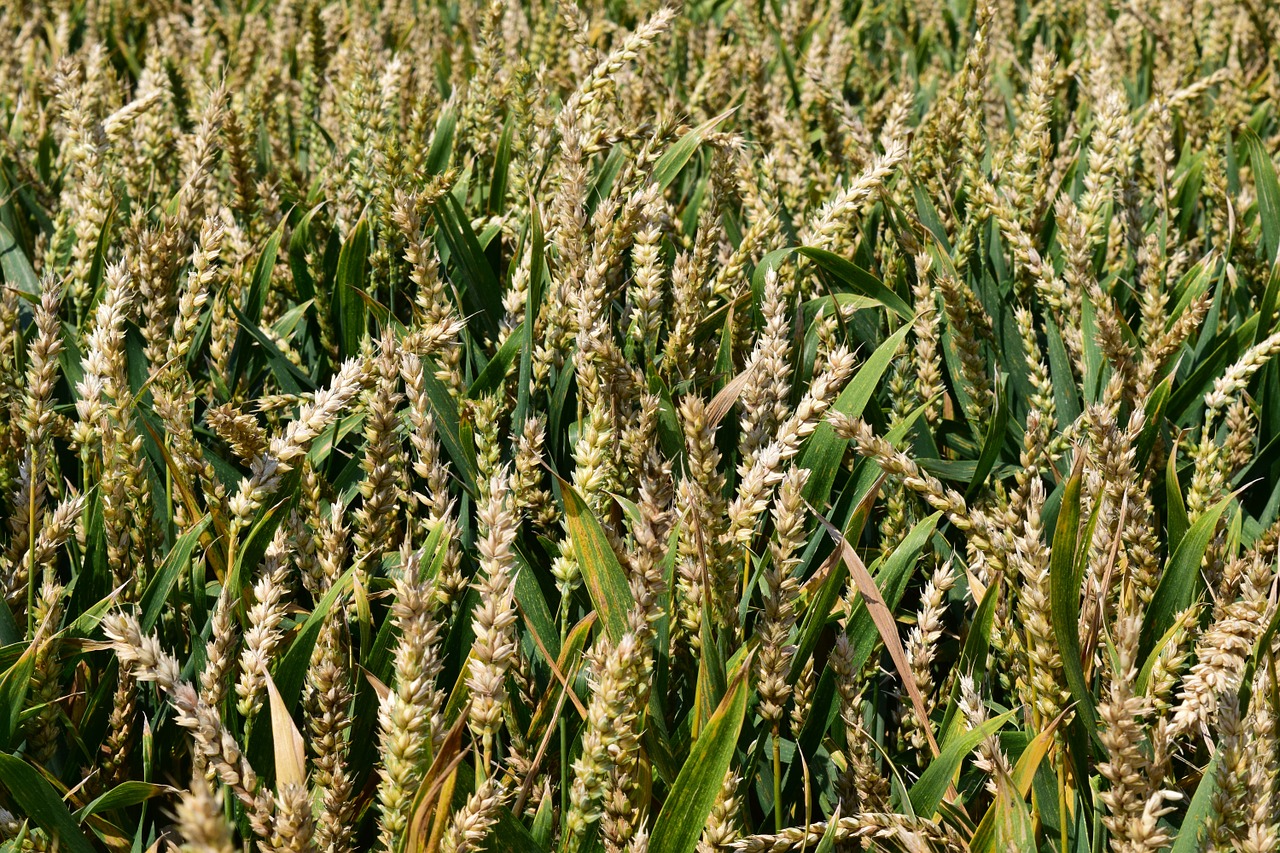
1136 611 1196 696
1049 460 1097 738
0 598 17 647
693 606 727 734
432 194 502 338
1243 128 1280 268
1168 314 1259 422
418 365 478 495
1166 256 1214 330
800 292 882 321
512 544 560 660
417 519 450 584
273 298 314 339
1134 372 1172 471
648 668 749 853
752 247 794 295
713 304 735 391
0 754 96 853
513 203 545 432
230 303 315 395
1169 754 1218 853
795 246 914 320
913 183 952 252
490 807 546 853
0 221 38 299
83 205 116 308
468 319 523 399
959 570 998 680
801 322 913 507
937 559 1001 740
64 589 121 638
532 795 555 850
908 709 1016 818
784 499 935 791
651 523 683 723
334 216 370 360
227 223 286 388
425 106 457 175
1139 493 1233 663
1166 440 1189 555
139 515 210 633
231 472 301 595
0 644 34 749
985 776 1036 852
787 549 847 684
1045 318 1081 429
1080 296 1103 404
488 115 515 213
970 723 1057 852
813 809 841 853
651 107 735 190
589 146 627 216
820 488 940 758
73 781 172 821
287 203 325 305
243 220 284 326
1259 263 1280 345
966 374 1008 499
557 478 633 644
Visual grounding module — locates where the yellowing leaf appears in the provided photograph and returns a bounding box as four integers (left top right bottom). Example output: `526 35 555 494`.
557 476 634 644
263 670 307 790
649 662 750 853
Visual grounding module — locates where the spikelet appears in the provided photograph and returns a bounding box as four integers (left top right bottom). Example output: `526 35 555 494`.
721 346 854 619
959 674 1012 796
1097 614 1181 852
466 466 521 765
904 559 954 749
757 468 808 730
227 357 367 540
698 770 741 852
354 330 406 568
175 774 235 853
1007 479 1066 729
308 611 356 853
102 612 274 836
377 546 446 851
234 528 292 719
440 779 505 853
731 812 965 853
566 633 640 844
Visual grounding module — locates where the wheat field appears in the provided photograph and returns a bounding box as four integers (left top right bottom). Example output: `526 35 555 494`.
0 0 1278 850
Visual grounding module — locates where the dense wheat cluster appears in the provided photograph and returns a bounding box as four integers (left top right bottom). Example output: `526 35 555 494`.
3 0 1280 850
